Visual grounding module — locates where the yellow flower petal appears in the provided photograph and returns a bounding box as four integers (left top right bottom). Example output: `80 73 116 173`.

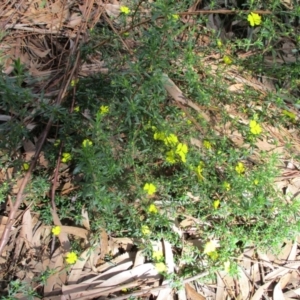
153 131 166 141
120 6 130 14
171 14 180 20
203 240 219 255
249 120 262 135
223 181 231 191
152 251 164 261
235 162 245 174
61 153 72 163
203 140 212 149
52 226 61 236
71 79 79 87
247 12 262 27
213 200 220 209
22 163 29 171
82 139 93 147
99 105 109 115
141 225 151 235
163 134 178 146
143 183 156 195
166 150 176 164
148 204 158 214
195 163 204 180
223 55 232 65
207 251 219 260
176 143 188 163
66 252 78 264
155 262 167 273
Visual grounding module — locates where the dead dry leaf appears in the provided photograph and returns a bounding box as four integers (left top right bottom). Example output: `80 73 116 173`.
133 250 145 268
251 281 273 300
99 228 108 260
162 73 210 122
97 252 135 273
216 272 227 300
81 208 90 230
273 278 285 300
68 248 91 284
0 216 8 237
185 283 206 300
20 209 33 249
44 247 66 295
237 267 251 300
63 263 161 299
50 209 70 252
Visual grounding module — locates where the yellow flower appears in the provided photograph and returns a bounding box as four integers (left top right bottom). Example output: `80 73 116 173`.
203 240 219 255
247 12 262 27
52 226 61 236
203 140 212 150
22 163 29 171
213 200 220 209
66 252 78 264
249 120 262 135
70 79 79 87
61 153 72 163
224 261 230 273
141 225 151 235
223 181 231 191
195 163 204 180
163 134 178 146
54 139 60 147
172 14 180 20
223 55 232 65
120 6 130 14
207 251 219 260
176 143 188 163
99 105 109 115
217 39 223 48
235 162 245 174
153 131 166 141
82 139 93 147
148 204 158 214
143 183 156 195
155 262 167 273
254 179 259 185
74 106 80 112
166 150 176 164
152 251 164 261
